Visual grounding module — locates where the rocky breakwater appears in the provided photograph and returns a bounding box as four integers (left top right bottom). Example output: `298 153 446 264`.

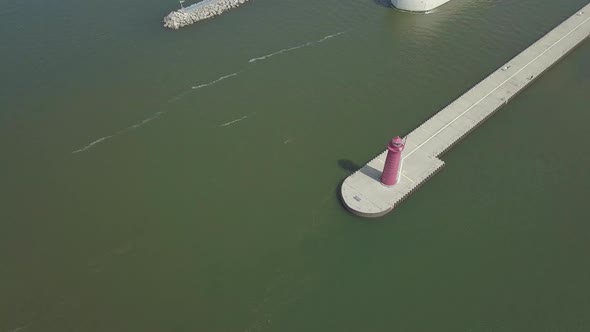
163 0 250 29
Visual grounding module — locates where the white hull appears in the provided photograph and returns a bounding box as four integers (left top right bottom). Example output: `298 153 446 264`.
391 0 451 12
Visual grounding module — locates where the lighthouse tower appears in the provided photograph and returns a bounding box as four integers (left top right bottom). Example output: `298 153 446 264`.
380 137 405 186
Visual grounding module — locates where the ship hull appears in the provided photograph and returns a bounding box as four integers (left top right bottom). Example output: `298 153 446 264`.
391 0 451 12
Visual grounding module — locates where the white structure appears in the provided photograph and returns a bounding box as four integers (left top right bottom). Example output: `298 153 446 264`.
391 0 451 12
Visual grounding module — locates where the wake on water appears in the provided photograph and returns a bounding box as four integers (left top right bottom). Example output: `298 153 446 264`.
220 115 249 127
72 136 114 154
72 31 345 154
192 72 241 89
72 112 164 154
71 70 239 154
249 31 345 63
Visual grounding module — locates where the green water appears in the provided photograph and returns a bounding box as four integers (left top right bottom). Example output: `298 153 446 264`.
1 0 589 330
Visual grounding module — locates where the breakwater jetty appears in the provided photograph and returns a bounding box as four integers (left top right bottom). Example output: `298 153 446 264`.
341 3 590 218
163 0 249 29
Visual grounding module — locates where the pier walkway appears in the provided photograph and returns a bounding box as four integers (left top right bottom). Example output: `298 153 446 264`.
341 3 590 217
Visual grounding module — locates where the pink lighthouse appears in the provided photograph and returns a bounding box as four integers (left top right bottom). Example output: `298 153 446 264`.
380 136 405 186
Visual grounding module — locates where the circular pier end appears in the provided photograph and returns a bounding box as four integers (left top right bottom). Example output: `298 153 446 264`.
340 178 392 218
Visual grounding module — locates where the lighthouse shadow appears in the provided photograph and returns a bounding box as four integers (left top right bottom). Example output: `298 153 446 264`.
338 159 360 172
359 165 382 181
338 159 382 181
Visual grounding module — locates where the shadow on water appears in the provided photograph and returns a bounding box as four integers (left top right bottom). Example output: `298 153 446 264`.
338 159 361 172
373 0 392 8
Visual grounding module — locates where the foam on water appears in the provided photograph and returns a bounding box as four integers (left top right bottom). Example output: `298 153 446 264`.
167 91 191 103
249 31 345 63
71 31 345 154
220 115 249 127
72 112 164 153
8 323 31 332
72 71 241 154
192 71 241 89
72 135 115 154
249 44 309 63
127 112 163 130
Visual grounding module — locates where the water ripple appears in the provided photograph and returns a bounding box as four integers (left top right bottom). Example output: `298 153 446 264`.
71 31 346 154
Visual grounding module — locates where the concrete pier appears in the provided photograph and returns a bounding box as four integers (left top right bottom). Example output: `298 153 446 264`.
341 3 590 218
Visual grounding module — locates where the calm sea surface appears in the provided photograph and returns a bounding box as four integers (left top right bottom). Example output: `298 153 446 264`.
1 0 589 331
